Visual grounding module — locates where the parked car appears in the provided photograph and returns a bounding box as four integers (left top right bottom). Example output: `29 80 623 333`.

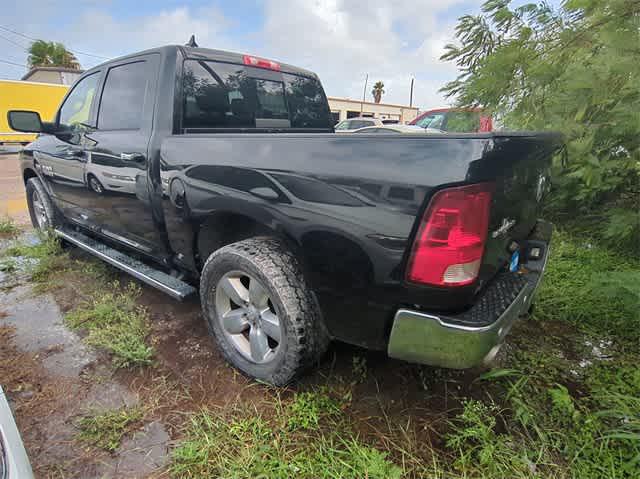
0 386 34 479
410 108 493 132
334 117 383 132
354 125 444 134
10 43 561 386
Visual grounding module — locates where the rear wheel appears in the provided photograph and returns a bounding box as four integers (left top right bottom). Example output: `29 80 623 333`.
200 237 329 386
26 177 59 231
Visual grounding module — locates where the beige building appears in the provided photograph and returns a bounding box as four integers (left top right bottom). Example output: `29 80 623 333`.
21 67 84 86
327 97 419 124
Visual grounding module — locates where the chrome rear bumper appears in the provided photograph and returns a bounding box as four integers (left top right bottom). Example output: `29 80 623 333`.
387 220 551 369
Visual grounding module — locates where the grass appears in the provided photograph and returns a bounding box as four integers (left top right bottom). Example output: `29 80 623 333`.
0 216 19 238
441 227 640 479
171 390 403 479
65 282 154 368
533 230 640 342
1 233 68 285
77 406 144 452
169 226 640 478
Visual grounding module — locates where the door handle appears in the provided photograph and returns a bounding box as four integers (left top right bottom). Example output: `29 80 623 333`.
120 152 145 163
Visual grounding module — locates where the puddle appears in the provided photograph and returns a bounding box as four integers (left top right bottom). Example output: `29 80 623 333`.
97 420 171 478
0 285 97 377
578 339 614 368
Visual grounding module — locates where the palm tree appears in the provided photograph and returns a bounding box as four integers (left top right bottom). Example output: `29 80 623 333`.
27 40 81 70
371 81 385 103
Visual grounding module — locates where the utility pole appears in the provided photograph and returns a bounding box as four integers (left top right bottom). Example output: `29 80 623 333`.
360 73 368 114
409 78 414 107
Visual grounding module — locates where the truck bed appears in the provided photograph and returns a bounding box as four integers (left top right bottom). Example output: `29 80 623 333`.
160 131 562 349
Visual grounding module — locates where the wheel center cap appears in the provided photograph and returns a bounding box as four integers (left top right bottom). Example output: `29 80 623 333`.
247 306 260 324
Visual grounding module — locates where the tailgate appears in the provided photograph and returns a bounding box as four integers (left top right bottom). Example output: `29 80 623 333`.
476 133 562 286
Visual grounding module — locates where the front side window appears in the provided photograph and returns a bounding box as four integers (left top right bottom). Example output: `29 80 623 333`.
98 61 149 130
415 113 446 130
335 120 350 130
182 60 331 131
58 72 100 130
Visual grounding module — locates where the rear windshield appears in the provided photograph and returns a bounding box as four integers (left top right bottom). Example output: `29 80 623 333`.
181 59 331 132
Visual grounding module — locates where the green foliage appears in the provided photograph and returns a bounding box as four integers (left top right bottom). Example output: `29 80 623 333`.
28 39 80 69
0 217 18 237
446 399 542 477
2 234 68 284
371 81 385 103
441 0 640 248
65 282 154 368
171 403 402 479
534 229 640 342
287 390 340 431
77 406 143 452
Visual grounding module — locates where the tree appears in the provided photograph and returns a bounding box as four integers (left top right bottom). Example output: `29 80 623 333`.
441 0 640 249
28 40 81 70
371 81 385 103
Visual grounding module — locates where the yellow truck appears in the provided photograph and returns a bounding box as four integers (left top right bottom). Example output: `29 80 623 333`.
0 79 69 145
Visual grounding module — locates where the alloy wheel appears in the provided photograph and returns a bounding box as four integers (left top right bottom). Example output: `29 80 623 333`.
31 189 47 228
215 271 282 364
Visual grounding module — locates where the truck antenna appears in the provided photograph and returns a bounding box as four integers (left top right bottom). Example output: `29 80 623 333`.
186 35 198 47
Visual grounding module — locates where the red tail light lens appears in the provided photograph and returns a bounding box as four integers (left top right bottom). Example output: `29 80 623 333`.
243 55 281 71
406 183 494 287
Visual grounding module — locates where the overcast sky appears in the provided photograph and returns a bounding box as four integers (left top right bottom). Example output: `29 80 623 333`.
0 0 549 109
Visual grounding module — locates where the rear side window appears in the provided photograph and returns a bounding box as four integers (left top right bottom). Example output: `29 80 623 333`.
98 61 149 130
182 60 331 131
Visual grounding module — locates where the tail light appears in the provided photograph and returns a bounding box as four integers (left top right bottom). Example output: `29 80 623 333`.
243 55 280 71
406 183 494 287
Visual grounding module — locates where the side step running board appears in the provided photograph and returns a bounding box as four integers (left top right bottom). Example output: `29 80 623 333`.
54 228 196 301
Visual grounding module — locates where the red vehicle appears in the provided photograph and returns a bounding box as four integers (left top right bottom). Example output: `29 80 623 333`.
410 108 493 132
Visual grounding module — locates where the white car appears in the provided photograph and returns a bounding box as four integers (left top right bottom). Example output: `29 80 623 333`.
0 386 34 479
353 124 444 134
334 117 383 133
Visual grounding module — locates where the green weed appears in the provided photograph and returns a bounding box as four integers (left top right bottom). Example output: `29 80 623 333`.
0 217 19 237
65 282 154 368
287 390 341 431
534 229 640 342
0 257 17 273
171 394 401 479
2 234 67 284
77 406 144 452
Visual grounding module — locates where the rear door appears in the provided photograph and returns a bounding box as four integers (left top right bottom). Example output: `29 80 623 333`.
81 54 164 255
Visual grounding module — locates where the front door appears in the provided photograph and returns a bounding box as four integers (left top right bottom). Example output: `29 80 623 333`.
35 71 102 223
81 54 165 256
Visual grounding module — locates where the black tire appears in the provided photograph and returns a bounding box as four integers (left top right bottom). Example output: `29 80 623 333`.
200 237 329 386
26 177 60 231
87 174 104 194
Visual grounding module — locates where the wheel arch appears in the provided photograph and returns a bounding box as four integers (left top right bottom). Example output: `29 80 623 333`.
23 167 38 184
194 210 301 271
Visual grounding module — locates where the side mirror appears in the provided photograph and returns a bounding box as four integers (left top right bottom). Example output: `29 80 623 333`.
7 110 44 133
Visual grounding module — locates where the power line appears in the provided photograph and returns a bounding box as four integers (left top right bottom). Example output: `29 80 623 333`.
0 25 110 60
0 58 27 68
0 32 29 50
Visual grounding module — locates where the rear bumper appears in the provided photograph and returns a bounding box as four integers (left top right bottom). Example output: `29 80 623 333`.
387 220 552 369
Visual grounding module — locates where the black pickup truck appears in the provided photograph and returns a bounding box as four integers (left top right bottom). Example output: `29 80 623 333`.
9 44 561 385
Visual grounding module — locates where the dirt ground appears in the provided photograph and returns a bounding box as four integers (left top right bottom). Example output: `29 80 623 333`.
0 155 482 478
